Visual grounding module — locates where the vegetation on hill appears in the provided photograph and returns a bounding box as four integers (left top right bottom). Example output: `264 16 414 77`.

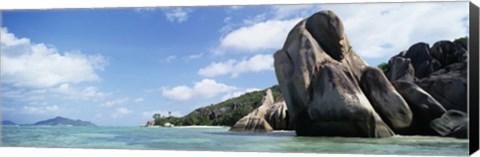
377 62 389 73
453 36 468 48
151 85 282 127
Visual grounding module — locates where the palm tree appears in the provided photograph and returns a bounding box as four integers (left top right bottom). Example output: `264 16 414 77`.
153 113 161 120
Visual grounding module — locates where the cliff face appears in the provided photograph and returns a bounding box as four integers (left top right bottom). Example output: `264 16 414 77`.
273 10 467 138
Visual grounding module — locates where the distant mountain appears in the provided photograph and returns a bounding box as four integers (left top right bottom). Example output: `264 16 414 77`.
33 116 96 126
2 120 17 125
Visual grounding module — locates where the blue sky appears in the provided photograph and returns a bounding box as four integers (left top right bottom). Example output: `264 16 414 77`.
1 2 468 126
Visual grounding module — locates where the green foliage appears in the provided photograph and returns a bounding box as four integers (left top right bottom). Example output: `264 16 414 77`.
149 85 282 127
377 62 389 73
453 36 468 48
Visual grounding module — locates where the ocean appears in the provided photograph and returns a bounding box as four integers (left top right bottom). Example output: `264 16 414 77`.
0 125 468 156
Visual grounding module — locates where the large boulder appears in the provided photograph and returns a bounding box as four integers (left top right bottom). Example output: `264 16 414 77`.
274 10 394 137
430 40 468 66
145 120 155 127
229 89 276 132
403 43 442 79
229 116 273 132
430 110 468 138
415 62 467 112
265 99 291 130
386 56 415 82
360 67 413 132
392 81 446 135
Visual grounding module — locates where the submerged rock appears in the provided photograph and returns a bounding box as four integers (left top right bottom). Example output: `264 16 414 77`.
430 110 468 138
229 116 273 132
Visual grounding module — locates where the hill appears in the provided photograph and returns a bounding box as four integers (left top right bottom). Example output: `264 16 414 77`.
151 85 282 126
2 120 17 125
34 116 96 126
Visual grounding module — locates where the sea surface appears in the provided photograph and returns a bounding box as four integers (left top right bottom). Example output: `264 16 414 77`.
0 125 469 156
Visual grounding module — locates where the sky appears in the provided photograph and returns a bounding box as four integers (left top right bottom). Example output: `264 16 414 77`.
1 2 469 126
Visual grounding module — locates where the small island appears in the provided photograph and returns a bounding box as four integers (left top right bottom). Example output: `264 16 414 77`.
2 120 18 125
33 116 96 127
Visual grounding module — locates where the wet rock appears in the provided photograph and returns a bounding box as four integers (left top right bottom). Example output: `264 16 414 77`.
430 110 468 138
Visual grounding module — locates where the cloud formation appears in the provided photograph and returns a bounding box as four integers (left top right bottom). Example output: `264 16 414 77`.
161 79 237 101
112 107 132 118
100 97 129 107
1 27 107 89
164 8 192 23
216 18 301 53
198 54 274 78
321 2 468 59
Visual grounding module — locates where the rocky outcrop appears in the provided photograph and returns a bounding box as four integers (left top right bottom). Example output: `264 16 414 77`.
230 89 291 132
272 10 468 138
385 40 467 112
230 89 275 132
274 10 400 137
392 81 446 135
430 110 468 138
360 67 413 133
415 62 467 112
402 43 442 78
386 56 415 82
265 99 290 130
145 120 155 127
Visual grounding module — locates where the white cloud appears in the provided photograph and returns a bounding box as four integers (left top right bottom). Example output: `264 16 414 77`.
161 79 237 102
142 110 182 119
100 97 129 107
271 5 320 20
221 88 261 101
134 98 144 103
165 8 192 23
198 54 274 78
164 55 176 63
51 83 111 101
134 7 156 13
184 53 204 62
229 6 244 10
1 27 107 88
216 18 301 53
320 2 468 59
23 105 59 114
112 107 132 118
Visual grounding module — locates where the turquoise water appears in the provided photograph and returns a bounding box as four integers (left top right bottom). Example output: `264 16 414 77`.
0 125 468 156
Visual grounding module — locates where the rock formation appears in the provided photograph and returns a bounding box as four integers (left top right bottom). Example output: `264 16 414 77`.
273 10 468 138
430 110 468 138
273 10 413 137
392 81 446 135
230 89 291 132
145 120 155 127
385 40 467 112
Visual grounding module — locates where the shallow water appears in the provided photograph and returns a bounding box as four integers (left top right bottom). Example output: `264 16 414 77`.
0 125 468 156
